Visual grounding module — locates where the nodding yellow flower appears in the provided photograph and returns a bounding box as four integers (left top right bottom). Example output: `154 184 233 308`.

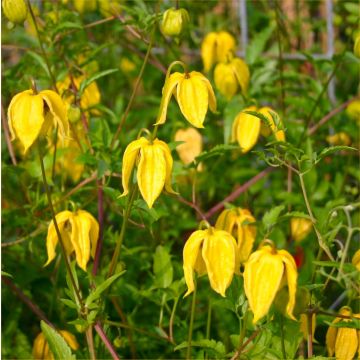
33 330 79 359
352 249 360 271
299 313 316 341
201 31 236 72
326 307 359 360
156 70 216 128
326 132 352 146
45 210 99 271
174 128 203 165
214 57 250 100
7 89 69 153
160 8 189 37
121 137 177 208
290 217 313 242
183 226 239 297
258 107 285 141
346 100 360 123
2 0 28 24
243 241 298 324
231 106 261 153
215 208 256 263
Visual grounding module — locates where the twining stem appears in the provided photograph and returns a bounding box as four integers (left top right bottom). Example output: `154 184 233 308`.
51 126 58 181
186 284 197 360
37 142 83 305
86 326 96 360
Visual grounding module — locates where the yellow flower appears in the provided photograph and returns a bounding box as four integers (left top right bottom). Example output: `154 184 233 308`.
98 0 121 17
258 107 285 141
243 241 298 324
326 132 352 146
326 307 359 360
183 226 238 297
174 128 203 165
121 137 177 208
231 106 261 153
290 217 313 242
299 313 316 341
160 8 189 37
352 249 360 271
214 57 250 100
33 330 79 359
73 0 97 13
7 89 69 153
201 31 236 72
156 70 216 128
2 0 28 24
346 99 360 123
120 57 136 73
215 208 256 263
45 210 99 271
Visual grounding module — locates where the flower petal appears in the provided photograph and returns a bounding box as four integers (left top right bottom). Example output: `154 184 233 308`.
214 63 238 100
77 210 99 259
231 58 250 94
201 32 218 72
216 31 236 63
335 327 358 360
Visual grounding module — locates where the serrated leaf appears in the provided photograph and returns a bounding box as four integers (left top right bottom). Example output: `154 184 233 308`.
78 69 118 97
153 245 173 288
174 339 226 356
40 321 75 360
263 205 285 229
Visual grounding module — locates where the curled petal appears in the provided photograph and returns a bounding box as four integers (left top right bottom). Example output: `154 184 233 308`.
216 31 236 63
77 210 99 259
215 209 237 233
236 212 256 263
192 71 217 113
231 58 250 94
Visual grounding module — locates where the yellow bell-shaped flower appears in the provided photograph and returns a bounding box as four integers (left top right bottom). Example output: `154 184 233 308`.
231 106 261 153
290 217 313 242
33 330 79 360
183 226 238 297
7 89 69 153
174 128 203 165
215 208 256 263
2 0 28 24
160 7 189 37
201 31 236 72
346 99 360 123
243 241 298 324
45 210 99 271
352 249 360 271
214 57 250 100
258 107 285 141
121 137 177 208
326 132 351 146
326 307 359 360
156 70 216 128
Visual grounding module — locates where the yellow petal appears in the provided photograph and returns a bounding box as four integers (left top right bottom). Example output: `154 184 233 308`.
121 137 149 196
77 210 99 259
244 247 284 323
59 331 79 351
174 128 203 165
201 32 218 72
231 58 250 94
202 228 237 297
291 217 313 242
183 230 206 297
177 73 208 128
216 31 236 63
326 323 338 356
191 71 217 113
335 327 358 360
214 63 238 100
231 115 240 143
215 209 237 233
155 72 183 125
258 107 285 141
137 143 167 208
33 332 51 360
236 212 256 263
352 249 360 271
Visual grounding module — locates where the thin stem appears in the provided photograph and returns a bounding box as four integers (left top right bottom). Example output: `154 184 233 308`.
94 322 120 360
186 284 197 360
230 328 262 360
86 326 96 360
279 316 287 360
92 179 104 276
238 311 249 350
169 297 179 344
306 311 313 358
1 102 17 165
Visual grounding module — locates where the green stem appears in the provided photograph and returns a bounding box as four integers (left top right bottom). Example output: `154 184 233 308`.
238 311 249 350
86 326 96 360
279 316 287 360
187 284 197 360
169 296 179 343
306 311 313 358
205 300 212 360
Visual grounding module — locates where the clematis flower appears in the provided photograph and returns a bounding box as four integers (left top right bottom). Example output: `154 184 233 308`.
33 330 79 359
258 107 285 141
326 132 351 146
2 0 28 24
326 307 359 360
45 210 99 271
231 106 261 153
201 31 236 72
183 226 239 297
174 128 203 165
156 70 216 128
243 241 298 324
7 89 69 153
121 137 177 208
214 57 250 100
215 208 256 263
160 7 189 37
290 217 313 242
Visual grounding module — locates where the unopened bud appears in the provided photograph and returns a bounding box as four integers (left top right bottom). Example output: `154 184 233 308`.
160 8 189 37
2 0 28 24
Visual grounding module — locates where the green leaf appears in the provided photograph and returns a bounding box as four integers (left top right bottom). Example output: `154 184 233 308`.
282 211 311 220
52 21 83 38
174 339 225 356
317 146 356 162
85 271 125 307
78 69 119 97
40 321 75 360
153 245 173 288
194 144 239 164
1 271 13 278
263 205 285 229
27 51 50 78
246 26 274 65
60 298 78 310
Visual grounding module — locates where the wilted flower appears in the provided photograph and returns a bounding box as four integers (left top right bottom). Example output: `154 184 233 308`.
258 107 285 141
183 226 238 297
33 330 79 359
231 106 261 153
214 57 250 100
174 128 203 165
352 249 360 271
326 132 351 146
346 100 360 123
243 241 298 323
156 70 216 128
160 8 189 37
45 210 99 271
215 208 256 263
201 31 236 72
326 307 359 360
2 0 28 24
121 137 177 208
7 89 69 153
290 217 313 242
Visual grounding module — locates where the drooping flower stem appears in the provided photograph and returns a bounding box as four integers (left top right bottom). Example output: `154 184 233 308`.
238 310 249 351
37 142 82 305
186 281 197 360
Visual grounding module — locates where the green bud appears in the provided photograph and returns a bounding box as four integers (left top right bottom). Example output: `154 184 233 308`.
160 8 189 37
68 105 81 123
2 0 28 24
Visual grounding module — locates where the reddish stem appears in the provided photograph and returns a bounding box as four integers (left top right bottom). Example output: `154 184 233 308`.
94 321 120 360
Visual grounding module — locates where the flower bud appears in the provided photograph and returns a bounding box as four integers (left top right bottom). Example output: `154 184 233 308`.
2 0 28 24
160 8 189 37
290 217 313 242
